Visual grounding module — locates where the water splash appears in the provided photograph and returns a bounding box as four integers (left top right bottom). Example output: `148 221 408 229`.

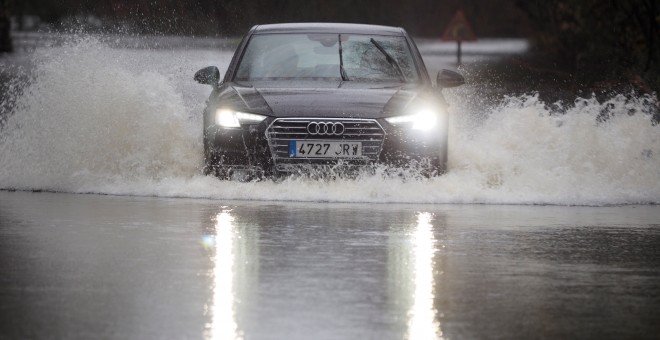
1 36 203 189
1 36 659 205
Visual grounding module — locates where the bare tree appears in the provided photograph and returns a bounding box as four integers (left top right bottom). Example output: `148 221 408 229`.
0 0 12 52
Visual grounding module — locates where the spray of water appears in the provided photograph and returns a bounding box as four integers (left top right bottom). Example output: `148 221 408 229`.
1 36 659 205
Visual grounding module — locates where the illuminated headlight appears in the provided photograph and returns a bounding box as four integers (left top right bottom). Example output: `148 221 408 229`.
385 108 441 131
215 109 267 128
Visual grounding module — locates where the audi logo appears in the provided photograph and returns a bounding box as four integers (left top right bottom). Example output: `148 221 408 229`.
306 122 345 136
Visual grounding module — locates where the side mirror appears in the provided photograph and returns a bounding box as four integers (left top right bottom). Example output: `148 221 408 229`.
437 69 465 88
194 66 220 88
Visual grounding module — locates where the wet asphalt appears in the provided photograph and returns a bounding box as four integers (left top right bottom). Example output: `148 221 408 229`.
1 191 659 339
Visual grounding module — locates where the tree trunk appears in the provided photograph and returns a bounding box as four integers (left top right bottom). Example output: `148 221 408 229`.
0 0 12 53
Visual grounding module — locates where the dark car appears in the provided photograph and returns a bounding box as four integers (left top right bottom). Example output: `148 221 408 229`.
194 23 464 180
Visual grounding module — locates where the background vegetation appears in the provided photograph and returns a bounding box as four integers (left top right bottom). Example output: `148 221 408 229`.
517 0 659 94
8 0 529 37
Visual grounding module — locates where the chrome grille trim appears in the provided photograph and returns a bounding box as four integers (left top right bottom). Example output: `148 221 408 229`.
265 118 386 167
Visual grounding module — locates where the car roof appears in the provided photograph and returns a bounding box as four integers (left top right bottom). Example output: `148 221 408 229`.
252 23 406 35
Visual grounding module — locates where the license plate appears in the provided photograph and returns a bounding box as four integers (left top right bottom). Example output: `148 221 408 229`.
289 141 362 158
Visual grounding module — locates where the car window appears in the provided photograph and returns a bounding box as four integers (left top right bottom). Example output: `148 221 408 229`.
235 33 420 82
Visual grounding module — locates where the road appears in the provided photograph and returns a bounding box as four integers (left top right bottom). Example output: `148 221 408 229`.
1 191 659 339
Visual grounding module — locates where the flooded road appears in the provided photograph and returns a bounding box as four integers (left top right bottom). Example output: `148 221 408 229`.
2 36 658 206
1 33 660 338
1 191 659 339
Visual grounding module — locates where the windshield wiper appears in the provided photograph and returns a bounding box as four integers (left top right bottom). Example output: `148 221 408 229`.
338 34 350 81
369 38 406 82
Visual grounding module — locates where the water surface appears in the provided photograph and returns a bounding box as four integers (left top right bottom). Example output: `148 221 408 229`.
1 191 659 339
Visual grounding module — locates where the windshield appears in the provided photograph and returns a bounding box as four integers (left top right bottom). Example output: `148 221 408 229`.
235 33 420 83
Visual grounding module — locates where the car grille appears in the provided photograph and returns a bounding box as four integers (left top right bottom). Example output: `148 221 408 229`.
265 118 386 171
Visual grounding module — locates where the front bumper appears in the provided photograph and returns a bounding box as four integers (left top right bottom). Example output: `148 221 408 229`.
204 116 447 177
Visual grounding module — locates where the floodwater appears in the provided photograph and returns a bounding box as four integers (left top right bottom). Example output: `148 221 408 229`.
0 35 658 205
1 191 659 339
1 33 660 339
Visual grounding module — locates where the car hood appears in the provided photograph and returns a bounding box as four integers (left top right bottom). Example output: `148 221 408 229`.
215 81 427 118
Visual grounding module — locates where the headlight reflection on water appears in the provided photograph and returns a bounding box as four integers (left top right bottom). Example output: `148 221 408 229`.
201 209 440 339
204 211 243 340
407 212 442 340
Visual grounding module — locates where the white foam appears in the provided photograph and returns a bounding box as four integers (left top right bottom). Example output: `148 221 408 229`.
1 37 659 205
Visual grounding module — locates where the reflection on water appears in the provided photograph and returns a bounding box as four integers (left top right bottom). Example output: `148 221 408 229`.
407 212 442 340
204 210 242 340
200 206 442 339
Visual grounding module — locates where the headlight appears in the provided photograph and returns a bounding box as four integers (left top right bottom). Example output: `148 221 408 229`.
215 109 267 128
385 108 441 131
